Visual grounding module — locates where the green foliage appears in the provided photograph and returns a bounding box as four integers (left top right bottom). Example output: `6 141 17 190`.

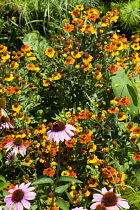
111 0 140 34
56 198 69 210
111 68 140 115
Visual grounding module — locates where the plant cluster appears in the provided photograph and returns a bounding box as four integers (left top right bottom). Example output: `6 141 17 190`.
0 3 140 210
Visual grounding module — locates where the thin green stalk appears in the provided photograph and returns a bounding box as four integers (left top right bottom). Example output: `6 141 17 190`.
50 142 61 210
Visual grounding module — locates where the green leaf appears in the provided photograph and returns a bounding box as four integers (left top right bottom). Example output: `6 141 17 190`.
111 68 139 115
58 176 83 183
0 182 9 190
55 198 69 210
23 31 48 59
0 175 6 182
32 178 54 185
55 183 71 194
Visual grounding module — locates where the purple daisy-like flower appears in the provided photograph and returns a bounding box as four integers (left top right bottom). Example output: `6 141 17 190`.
0 121 14 129
5 151 15 164
4 182 36 210
90 187 130 209
4 137 26 157
47 121 76 143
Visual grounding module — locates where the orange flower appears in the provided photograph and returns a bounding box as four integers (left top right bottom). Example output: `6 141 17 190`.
104 44 115 51
43 167 55 177
67 170 77 177
65 138 77 147
70 9 80 17
108 65 118 73
81 62 92 71
63 24 74 33
0 135 14 147
132 152 140 161
65 56 75 65
79 134 91 143
45 48 55 58
4 86 15 94
34 124 47 134
21 45 30 52
108 106 119 113
85 8 99 21
132 127 140 136
0 45 7 52
102 166 117 178
119 96 130 106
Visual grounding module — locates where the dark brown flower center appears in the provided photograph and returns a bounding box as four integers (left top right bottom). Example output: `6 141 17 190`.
52 121 65 132
101 191 117 207
12 189 24 202
95 204 106 210
14 137 23 146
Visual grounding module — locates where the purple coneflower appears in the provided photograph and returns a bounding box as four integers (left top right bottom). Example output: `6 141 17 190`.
4 137 26 156
90 187 130 209
5 151 15 164
4 182 36 210
47 121 76 143
0 121 14 129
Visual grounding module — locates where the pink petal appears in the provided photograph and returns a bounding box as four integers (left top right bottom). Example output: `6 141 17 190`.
13 146 18 156
101 187 108 194
90 201 101 209
21 198 30 209
66 124 76 130
15 202 23 210
24 192 36 200
117 198 130 209
20 145 26 156
107 207 119 210
53 132 60 143
109 188 114 192
92 193 102 201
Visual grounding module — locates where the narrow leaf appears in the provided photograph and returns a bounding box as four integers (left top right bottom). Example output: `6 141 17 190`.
58 176 83 183
56 198 69 210
55 183 71 194
32 178 54 185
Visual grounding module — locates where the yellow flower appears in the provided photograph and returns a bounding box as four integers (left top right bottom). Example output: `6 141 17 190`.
10 61 19 69
4 72 14 81
43 78 52 87
24 116 31 124
118 112 127 121
75 5 84 11
87 143 97 152
52 72 62 80
71 51 83 58
45 48 55 58
61 171 70 176
12 103 22 112
22 157 33 165
87 154 98 164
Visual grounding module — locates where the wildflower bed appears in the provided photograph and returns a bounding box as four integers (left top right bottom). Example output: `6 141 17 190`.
0 4 140 210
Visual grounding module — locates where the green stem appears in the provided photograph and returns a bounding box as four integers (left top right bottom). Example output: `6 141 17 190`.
50 142 61 210
16 162 27 175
